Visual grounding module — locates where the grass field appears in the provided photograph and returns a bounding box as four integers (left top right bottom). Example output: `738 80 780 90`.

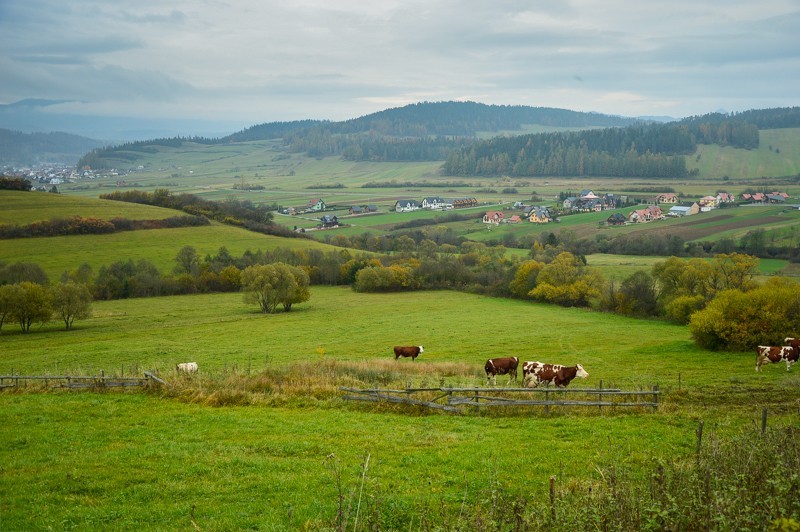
2 286 799 529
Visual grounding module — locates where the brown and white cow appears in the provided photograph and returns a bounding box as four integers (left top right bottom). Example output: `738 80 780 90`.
523 363 588 388
485 357 519 385
522 361 543 380
394 345 424 361
756 340 799 371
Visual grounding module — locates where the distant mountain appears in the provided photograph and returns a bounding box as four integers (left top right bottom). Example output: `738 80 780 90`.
0 99 245 143
0 128 105 167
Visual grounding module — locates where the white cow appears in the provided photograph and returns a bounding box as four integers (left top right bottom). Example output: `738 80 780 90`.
176 362 198 373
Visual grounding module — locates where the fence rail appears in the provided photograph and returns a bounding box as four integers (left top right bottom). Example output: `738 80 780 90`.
341 384 659 414
0 371 163 390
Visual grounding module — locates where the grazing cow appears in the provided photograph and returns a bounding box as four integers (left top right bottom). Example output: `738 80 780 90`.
176 362 198 373
756 343 798 371
522 361 543 380
523 363 588 388
394 345 424 361
484 357 519 385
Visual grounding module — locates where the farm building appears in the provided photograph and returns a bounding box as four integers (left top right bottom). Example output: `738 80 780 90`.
668 203 699 217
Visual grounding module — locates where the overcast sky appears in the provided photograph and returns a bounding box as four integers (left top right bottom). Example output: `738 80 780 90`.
2 0 799 130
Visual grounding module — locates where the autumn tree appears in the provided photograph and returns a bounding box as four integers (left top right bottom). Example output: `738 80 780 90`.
241 263 310 313
528 252 604 307
51 281 93 330
9 282 52 332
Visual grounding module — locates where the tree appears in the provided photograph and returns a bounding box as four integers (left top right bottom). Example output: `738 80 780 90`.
0 284 14 334
241 263 310 313
0 261 49 285
10 282 52 332
509 260 543 299
528 252 604 307
51 282 93 330
689 277 800 351
174 246 200 275
617 271 658 316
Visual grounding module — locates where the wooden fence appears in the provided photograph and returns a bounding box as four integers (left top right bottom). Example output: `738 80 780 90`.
341 384 659 414
0 371 165 390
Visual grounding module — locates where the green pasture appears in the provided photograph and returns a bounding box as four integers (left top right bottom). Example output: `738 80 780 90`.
0 190 181 225
0 286 783 390
2 286 800 529
0 223 337 282
689 128 800 179
0 393 710 531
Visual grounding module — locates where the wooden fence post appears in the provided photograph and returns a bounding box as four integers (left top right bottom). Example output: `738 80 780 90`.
598 380 603 413
653 384 659 411
761 408 768 434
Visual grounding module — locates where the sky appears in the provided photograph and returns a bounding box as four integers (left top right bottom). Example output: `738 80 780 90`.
1 0 799 135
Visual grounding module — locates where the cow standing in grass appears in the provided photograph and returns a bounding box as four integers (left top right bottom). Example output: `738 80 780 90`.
485 357 519 386
523 362 588 388
176 362 198 373
394 345 424 361
756 339 799 371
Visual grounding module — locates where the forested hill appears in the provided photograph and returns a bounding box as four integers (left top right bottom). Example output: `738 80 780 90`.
1 129 104 166
77 103 800 172
441 107 800 178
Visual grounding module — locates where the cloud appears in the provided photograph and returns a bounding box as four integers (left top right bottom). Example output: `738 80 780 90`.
0 0 798 131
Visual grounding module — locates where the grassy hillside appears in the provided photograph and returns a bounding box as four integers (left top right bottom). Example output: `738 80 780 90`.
689 128 800 179
2 287 799 529
0 189 185 225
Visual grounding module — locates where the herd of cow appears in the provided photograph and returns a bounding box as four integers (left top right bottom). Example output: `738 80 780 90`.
173 338 799 380
391 337 799 387
393 346 588 387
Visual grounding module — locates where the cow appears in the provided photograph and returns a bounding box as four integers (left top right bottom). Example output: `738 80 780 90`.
176 362 198 373
484 357 519 385
756 342 798 372
522 360 543 380
394 345 424 361
523 363 588 388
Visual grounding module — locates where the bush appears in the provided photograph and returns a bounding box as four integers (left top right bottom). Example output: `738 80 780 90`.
689 278 800 350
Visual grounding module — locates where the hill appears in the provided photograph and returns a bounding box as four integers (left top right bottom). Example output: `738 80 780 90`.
0 128 104 167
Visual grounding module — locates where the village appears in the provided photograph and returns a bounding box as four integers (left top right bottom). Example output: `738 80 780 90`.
292 189 793 230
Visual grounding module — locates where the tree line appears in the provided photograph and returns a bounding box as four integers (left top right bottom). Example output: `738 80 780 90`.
3 229 796 351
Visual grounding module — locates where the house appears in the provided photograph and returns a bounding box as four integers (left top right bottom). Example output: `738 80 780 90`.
767 193 786 203
349 206 364 215
508 215 522 224
366 205 378 213
629 205 664 223
452 198 478 209
527 206 551 224
482 211 504 224
668 203 700 217
421 197 447 210
394 200 422 212
655 193 678 204
319 215 339 228
307 198 326 212
716 192 735 204
607 213 627 226
699 196 718 209
563 196 579 210
579 189 598 200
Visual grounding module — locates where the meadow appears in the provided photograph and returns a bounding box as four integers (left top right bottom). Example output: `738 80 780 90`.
2 286 799 529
